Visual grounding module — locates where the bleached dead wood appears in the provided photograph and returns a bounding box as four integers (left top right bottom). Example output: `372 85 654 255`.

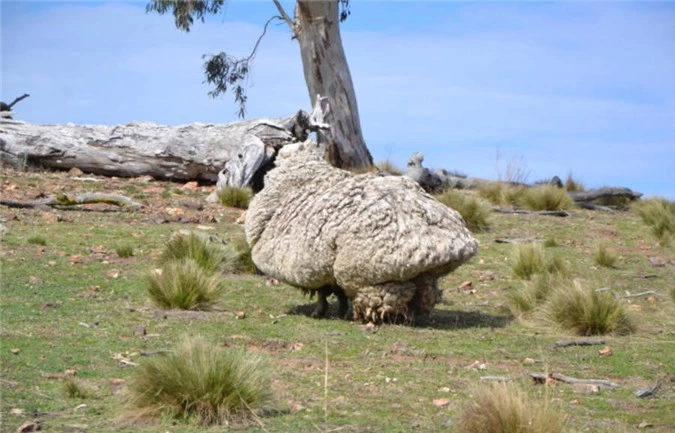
0 108 323 188
0 192 143 210
528 372 619 389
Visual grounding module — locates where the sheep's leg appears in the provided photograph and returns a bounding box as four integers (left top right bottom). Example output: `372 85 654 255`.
335 287 349 319
311 287 330 318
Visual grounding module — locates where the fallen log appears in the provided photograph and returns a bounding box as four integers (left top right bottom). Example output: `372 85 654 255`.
406 152 642 207
569 187 642 203
0 192 143 210
0 109 320 189
528 372 619 389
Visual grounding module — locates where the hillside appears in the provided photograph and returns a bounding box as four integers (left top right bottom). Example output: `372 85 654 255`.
1 166 673 433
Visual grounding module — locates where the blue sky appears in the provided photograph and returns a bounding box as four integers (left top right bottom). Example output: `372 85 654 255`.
2 1 674 198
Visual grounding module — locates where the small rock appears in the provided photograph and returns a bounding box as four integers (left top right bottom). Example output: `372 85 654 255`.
523 357 536 365
28 276 43 285
67 167 84 177
637 421 654 429
235 311 246 320
438 387 451 393
9 408 24 415
599 345 613 357
265 278 280 286
181 181 199 191
458 281 473 293
572 384 601 394
648 256 666 267
11 349 20 355
16 420 41 432
432 398 450 407
133 326 146 336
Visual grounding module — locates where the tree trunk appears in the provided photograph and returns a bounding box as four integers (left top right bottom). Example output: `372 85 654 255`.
294 0 373 170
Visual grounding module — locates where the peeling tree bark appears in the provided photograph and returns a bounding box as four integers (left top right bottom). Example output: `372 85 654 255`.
294 0 373 170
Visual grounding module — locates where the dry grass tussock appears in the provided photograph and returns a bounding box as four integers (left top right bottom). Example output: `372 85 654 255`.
122 335 274 426
435 189 490 232
546 281 634 336
146 259 225 310
160 232 225 273
510 243 568 281
508 272 569 316
376 159 403 175
594 243 617 268
633 197 675 246
519 185 574 211
217 186 253 209
477 182 525 207
457 382 566 433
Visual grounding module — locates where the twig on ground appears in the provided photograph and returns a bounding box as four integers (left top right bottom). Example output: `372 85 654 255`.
0 192 143 210
491 208 570 217
621 291 664 299
528 372 618 389
635 381 661 398
480 376 516 382
553 339 606 348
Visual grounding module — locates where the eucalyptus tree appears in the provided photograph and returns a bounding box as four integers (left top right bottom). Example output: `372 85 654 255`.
147 0 373 170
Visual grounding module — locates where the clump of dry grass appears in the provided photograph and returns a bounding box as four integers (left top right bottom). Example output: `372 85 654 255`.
147 259 225 310
217 186 253 209
160 232 224 273
123 335 274 426
508 272 568 315
634 197 675 246
221 237 257 274
477 182 525 207
435 189 490 232
519 185 574 211
594 243 617 268
457 382 566 433
116 244 134 258
547 281 634 336
564 173 585 192
63 379 97 399
376 159 403 175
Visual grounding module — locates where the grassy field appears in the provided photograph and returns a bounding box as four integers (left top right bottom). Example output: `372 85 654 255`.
1 167 673 432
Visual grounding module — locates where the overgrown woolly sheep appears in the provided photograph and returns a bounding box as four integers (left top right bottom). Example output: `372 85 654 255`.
245 141 478 324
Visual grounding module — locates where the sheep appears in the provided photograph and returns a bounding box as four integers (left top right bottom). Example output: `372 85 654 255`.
245 141 478 324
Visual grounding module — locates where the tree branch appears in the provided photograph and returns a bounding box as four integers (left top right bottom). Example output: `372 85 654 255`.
272 0 295 34
0 192 143 210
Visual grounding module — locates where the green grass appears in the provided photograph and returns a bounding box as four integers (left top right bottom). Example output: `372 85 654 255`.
543 236 558 248
457 382 566 433
115 244 134 258
594 243 617 268
519 185 574 211
160 232 225 273
634 197 675 246
222 237 257 274
218 186 253 209
147 259 226 310
63 379 97 399
547 281 634 336
508 272 568 315
2 167 674 433
510 243 547 280
435 189 490 232
27 235 47 246
123 335 274 426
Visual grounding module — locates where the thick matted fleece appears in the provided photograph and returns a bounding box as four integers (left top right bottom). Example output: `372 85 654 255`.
245 142 478 323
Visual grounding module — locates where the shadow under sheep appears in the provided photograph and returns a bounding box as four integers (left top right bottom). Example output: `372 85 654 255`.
288 300 514 330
